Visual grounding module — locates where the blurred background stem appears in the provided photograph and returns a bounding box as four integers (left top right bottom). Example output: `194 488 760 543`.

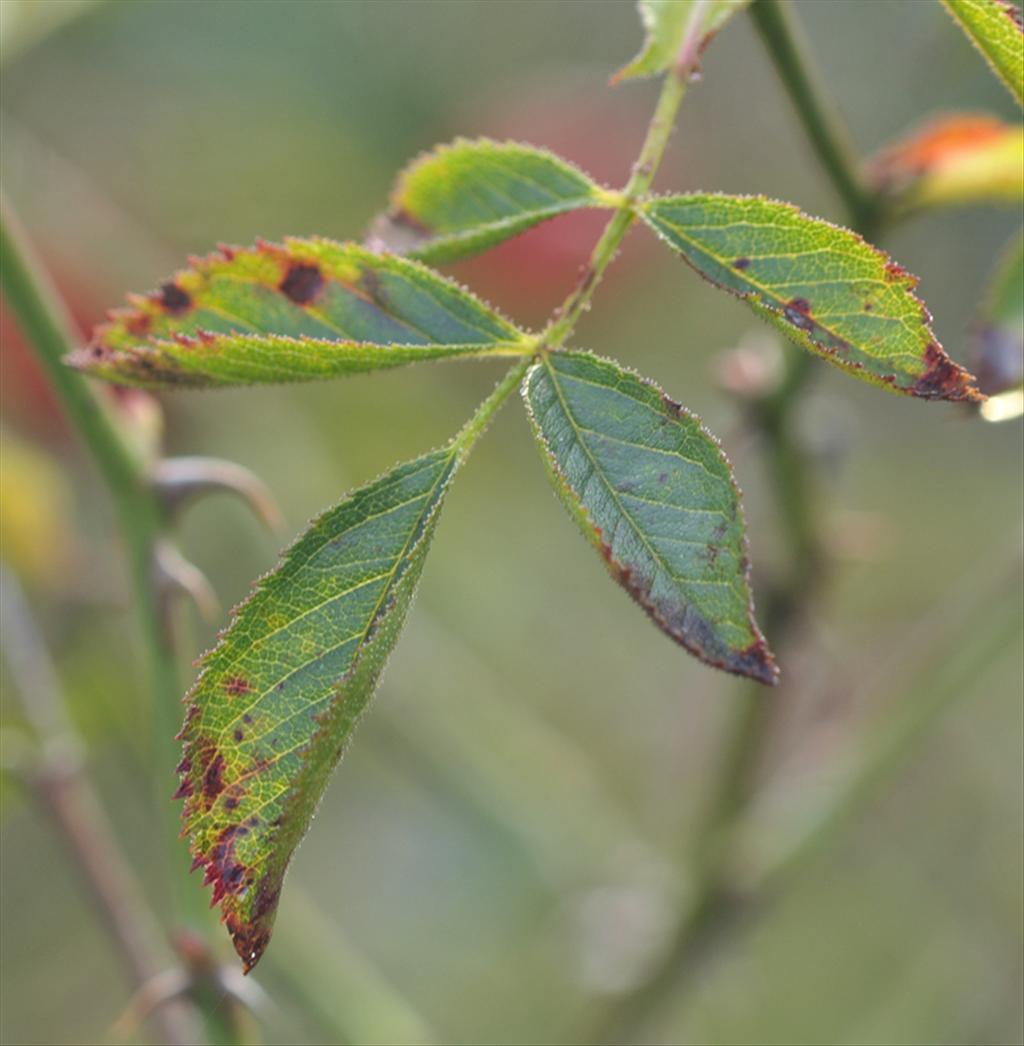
593 1 892 1038
0 197 244 1045
0 568 201 1046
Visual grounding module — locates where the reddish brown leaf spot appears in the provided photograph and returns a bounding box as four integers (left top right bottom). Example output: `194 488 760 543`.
780 297 851 354
783 297 813 331
204 825 252 910
159 282 193 315
233 728 244 742
279 263 324 305
223 676 252 698
732 257 751 270
126 312 153 336
202 752 226 807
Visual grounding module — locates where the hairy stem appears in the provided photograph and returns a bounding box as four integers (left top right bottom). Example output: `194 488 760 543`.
543 67 689 350
0 197 243 1045
455 355 534 457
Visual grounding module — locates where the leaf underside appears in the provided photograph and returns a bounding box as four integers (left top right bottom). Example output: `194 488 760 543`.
369 138 610 264
523 350 777 685
639 194 983 402
614 0 750 82
71 238 528 388
177 445 459 971
941 0 1024 107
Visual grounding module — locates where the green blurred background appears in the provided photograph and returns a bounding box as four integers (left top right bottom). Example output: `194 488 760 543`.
1 2 1021 1044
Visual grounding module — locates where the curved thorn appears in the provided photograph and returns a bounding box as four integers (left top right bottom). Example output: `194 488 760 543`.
110 967 192 1041
216 965 273 1016
153 457 285 535
153 542 219 625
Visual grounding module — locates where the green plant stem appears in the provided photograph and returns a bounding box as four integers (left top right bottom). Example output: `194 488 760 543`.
459 68 692 455
1 196 243 1045
455 355 534 456
543 68 688 350
749 0 879 233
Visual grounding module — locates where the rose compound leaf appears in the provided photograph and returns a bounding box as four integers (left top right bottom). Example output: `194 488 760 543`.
614 0 750 83
369 139 615 264
178 443 461 971
973 232 1024 400
941 0 1024 107
70 238 530 388
522 350 777 685
867 113 1024 212
639 194 983 402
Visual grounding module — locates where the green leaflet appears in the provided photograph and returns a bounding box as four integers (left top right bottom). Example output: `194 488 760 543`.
941 0 1024 107
370 139 614 264
639 194 983 402
177 444 460 971
522 350 776 685
70 238 530 388
614 0 750 82
973 232 1024 398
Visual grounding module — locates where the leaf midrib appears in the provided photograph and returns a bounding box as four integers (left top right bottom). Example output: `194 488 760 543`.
538 356 747 629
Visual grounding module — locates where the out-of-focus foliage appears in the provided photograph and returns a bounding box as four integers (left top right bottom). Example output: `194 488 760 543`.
976 232 1024 415
868 114 1024 212
941 0 1024 105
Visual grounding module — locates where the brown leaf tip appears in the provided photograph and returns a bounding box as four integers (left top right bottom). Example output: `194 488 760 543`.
723 637 779 687
913 342 984 402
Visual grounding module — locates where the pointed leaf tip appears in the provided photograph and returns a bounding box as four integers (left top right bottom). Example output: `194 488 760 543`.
523 350 777 685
